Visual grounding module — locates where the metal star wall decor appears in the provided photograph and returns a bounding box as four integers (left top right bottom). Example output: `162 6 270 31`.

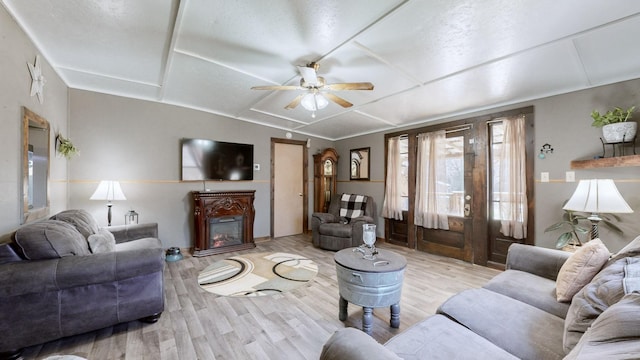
27 55 46 104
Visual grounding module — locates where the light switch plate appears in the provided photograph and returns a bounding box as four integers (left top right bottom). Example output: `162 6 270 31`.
541 172 549 182
254 164 260 171
565 171 575 182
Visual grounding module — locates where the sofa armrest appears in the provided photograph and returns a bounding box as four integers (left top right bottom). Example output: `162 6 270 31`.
108 223 158 244
320 328 401 360
312 212 338 224
0 247 164 297
506 243 571 281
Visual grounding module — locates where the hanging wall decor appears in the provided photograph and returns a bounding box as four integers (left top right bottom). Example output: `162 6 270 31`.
27 55 46 104
56 134 79 159
538 143 553 159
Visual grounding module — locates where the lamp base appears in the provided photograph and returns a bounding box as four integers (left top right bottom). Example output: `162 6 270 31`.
587 213 601 240
107 203 113 226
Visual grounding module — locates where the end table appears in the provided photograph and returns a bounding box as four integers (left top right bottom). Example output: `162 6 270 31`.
334 247 407 335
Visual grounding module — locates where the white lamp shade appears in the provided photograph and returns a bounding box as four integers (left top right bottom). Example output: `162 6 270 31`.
90 180 127 201
563 179 633 214
301 92 329 111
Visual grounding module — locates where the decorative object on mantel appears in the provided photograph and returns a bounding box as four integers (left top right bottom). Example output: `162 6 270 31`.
90 180 127 226
55 134 79 159
197 252 317 297
546 179 632 249
538 143 553 159
27 55 46 104
591 106 637 143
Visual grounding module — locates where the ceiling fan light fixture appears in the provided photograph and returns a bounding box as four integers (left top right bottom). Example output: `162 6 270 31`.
301 92 329 112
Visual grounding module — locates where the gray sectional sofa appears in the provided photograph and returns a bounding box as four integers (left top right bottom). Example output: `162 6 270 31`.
321 238 640 360
0 210 165 359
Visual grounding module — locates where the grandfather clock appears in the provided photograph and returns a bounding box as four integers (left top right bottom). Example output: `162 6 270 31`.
313 148 338 213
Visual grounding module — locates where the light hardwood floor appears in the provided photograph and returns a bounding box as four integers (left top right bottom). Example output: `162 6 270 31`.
21 234 501 360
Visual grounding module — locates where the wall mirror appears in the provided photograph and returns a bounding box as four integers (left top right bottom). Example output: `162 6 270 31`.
350 147 370 181
22 107 50 223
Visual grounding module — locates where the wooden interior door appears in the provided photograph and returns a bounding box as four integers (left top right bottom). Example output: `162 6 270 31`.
272 140 307 238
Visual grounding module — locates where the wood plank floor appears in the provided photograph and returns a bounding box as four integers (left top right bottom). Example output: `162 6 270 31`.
21 234 501 359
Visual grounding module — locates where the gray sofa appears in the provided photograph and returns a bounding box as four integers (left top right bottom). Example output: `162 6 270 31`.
321 237 640 359
312 194 376 251
0 209 165 359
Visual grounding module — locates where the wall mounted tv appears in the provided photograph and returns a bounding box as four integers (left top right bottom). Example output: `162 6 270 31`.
181 138 253 181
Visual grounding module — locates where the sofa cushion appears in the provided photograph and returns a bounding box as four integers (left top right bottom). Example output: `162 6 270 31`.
384 314 518 360
564 292 640 359
563 256 639 352
14 220 90 259
555 238 610 302
0 243 23 264
339 194 368 220
437 288 565 360
483 269 570 319
320 327 402 360
88 228 116 254
50 209 99 240
318 222 352 238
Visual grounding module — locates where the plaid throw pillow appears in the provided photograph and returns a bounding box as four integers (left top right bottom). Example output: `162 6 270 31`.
339 194 368 220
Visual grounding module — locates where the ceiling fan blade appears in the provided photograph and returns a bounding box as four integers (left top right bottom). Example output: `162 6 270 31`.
325 82 374 91
285 94 305 110
251 85 301 90
324 93 353 108
297 65 318 86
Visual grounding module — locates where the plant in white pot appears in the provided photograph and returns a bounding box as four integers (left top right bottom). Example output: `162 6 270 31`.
590 106 636 143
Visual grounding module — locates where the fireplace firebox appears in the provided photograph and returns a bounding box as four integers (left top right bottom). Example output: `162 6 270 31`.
209 215 243 249
192 190 255 256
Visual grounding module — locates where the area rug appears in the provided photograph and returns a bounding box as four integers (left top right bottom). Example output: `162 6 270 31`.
197 252 318 297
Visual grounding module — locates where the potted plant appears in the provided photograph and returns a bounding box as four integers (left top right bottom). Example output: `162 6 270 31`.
545 203 624 249
56 134 79 159
590 106 636 143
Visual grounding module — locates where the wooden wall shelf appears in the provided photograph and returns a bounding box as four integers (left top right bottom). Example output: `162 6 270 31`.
570 154 640 169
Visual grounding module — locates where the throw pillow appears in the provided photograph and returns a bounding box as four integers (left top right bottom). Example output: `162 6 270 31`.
50 209 100 240
339 193 368 220
15 220 91 259
563 256 639 352
556 238 610 302
87 228 116 254
564 293 640 359
608 234 640 265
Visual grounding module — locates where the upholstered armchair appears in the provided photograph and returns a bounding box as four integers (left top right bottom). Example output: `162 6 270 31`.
312 194 376 251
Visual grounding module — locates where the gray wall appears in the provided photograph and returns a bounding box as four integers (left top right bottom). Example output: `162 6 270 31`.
68 90 333 249
0 5 69 235
336 78 640 252
2 2 638 253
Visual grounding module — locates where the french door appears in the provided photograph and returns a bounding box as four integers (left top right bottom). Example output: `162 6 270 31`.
415 127 475 262
384 107 534 266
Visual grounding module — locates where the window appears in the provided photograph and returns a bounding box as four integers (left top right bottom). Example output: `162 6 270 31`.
444 135 464 217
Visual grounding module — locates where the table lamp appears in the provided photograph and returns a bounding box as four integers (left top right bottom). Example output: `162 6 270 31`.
90 180 126 226
563 179 633 240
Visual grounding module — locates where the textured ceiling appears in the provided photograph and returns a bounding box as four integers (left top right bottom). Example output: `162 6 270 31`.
4 0 640 140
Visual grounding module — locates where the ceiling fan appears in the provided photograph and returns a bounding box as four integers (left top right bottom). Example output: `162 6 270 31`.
251 62 374 115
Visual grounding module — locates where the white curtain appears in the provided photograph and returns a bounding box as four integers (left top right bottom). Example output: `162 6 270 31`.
498 115 527 239
414 130 449 230
382 136 404 220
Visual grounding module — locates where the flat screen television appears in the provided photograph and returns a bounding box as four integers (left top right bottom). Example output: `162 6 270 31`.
181 138 253 181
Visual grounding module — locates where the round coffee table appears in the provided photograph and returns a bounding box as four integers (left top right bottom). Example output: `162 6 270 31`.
334 247 407 335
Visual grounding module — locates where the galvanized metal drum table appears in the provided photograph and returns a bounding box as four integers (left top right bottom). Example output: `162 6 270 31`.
334 247 407 335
